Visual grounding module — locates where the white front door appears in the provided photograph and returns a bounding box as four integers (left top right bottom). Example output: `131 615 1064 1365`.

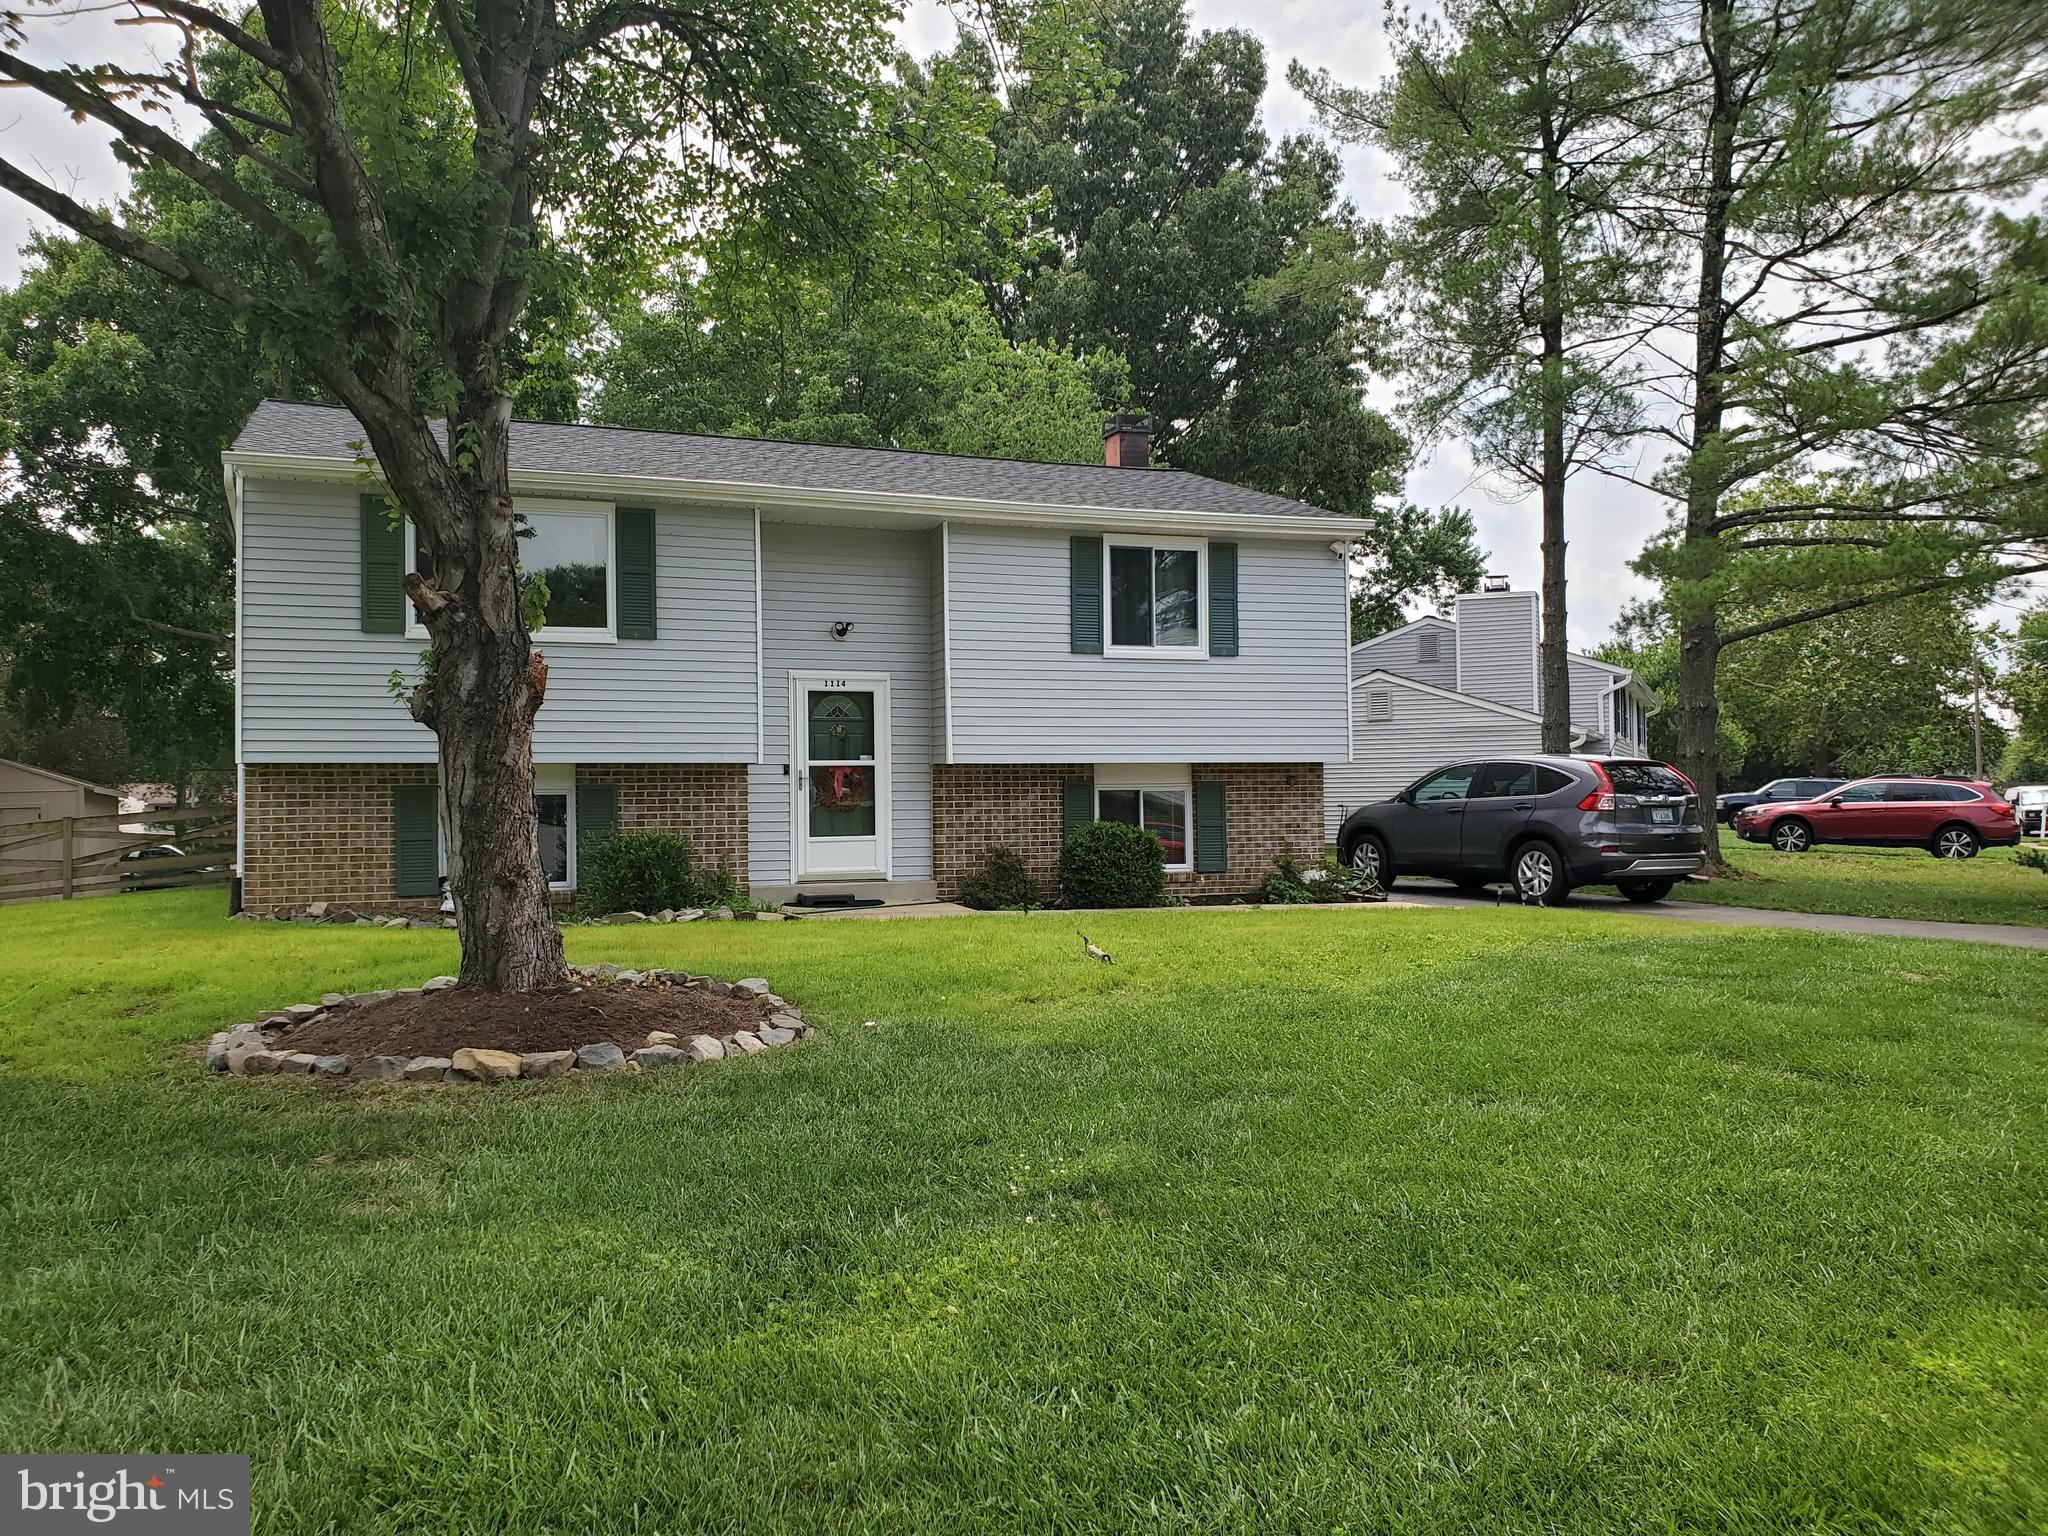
792 673 891 880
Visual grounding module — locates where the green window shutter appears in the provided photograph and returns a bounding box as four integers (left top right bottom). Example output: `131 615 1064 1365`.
1193 780 1227 873
575 782 618 881
393 783 440 898
616 507 657 639
1208 542 1239 657
1061 775 1095 844
360 494 405 634
1070 536 1103 654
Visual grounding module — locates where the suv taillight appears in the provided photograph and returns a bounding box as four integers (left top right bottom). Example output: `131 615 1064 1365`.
1578 761 1617 812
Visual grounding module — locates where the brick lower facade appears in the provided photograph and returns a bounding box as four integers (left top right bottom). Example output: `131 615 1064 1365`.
932 761 1326 900
241 762 747 914
573 763 748 885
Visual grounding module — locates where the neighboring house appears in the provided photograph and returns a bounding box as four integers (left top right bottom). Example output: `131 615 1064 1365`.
0 759 128 897
1324 588 1660 835
225 403 1353 911
0 758 121 826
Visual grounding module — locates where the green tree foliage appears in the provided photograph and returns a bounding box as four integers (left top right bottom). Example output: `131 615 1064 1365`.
0 177 293 790
0 0 894 989
591 50 1127 460
1294 0 1659 747
981 0 1483 612
597 285 1126 461
1998 602 2048 784
1600 591 2005 784
1634 0 2048 807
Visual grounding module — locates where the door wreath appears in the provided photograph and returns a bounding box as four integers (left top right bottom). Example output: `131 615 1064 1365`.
815 766 868 812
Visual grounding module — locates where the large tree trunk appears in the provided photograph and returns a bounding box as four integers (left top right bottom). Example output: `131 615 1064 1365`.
1674 608 1721 808
1676 0 1738 862
374 391 567 993
1538 367 1571 754
1537 101 1572 754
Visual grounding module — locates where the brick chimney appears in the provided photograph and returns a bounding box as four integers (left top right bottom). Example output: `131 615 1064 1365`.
1102 414 1153 468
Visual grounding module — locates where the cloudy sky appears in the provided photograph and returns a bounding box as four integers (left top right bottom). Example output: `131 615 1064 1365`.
0 0 1664 646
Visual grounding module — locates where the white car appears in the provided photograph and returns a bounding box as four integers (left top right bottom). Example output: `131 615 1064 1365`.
2005 784 2048 838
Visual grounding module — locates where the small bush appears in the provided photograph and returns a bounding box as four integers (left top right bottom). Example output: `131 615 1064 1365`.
958 845 1042 910
1058 820 1166 908
576 829 699 915
1258 848 1383 904
1259 851 1318 904
2017 846 2048 877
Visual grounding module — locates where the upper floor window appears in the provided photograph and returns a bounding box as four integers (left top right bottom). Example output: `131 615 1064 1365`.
409 501 616 642
1107 537 1204 654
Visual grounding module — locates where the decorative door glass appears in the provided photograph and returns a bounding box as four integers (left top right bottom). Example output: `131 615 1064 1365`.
807 690 877 837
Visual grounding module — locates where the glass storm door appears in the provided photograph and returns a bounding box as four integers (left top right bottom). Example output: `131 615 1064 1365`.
794 674 889 879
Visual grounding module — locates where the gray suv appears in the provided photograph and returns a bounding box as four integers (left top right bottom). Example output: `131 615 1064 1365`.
1336 756 1708 904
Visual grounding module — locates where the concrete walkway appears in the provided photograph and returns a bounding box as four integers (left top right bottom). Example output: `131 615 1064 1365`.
790 887 2048 948
1385 883 2048 949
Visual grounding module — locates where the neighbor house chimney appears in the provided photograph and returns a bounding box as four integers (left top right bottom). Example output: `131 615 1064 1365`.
1103 414 1153 468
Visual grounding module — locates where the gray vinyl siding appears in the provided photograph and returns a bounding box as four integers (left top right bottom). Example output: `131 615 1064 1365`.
746 522 934 883
239 477 757 762
1453 592 1539 713
1325 681 1541 840
1568 656 1614 750
946 524 1346 762
1350 620 1457 691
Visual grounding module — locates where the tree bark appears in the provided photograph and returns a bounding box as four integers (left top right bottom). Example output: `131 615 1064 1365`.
1675 0 1738 859
360 391 567 992
1537 85 1572 754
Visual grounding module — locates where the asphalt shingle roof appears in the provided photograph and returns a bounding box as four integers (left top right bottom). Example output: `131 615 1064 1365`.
230 399 1348 522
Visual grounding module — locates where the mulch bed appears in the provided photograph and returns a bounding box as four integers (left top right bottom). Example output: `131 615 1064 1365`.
278 984 775 1057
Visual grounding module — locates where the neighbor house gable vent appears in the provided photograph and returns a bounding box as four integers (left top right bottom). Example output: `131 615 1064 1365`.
1418 630 1441 663
1364 688 1393 723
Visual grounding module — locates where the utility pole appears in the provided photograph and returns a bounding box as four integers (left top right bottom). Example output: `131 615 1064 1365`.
1972 639 1985 781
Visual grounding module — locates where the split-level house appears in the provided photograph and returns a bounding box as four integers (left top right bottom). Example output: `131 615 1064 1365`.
225 404 1354 911
1323 587 1660 836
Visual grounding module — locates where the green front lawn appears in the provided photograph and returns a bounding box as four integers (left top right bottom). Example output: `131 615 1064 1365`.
1685 830 2048 927
3 890 2045 1532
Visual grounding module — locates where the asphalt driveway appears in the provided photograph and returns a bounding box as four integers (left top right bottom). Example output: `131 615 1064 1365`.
1388 882 2048 949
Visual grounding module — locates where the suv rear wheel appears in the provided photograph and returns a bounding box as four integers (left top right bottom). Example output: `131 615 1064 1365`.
1346 832 1392 891
1932 824 1979 859
1617 879 1675 903
1770 818 1813 854
1511 841 1572 905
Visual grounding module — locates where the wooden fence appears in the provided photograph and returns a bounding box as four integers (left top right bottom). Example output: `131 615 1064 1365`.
0 805 235 905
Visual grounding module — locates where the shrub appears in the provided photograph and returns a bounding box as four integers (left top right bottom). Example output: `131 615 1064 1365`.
958 844 1042 910
2017 846 2048 877
1058 820 1166 908
1259 851 1318 904
576 829 699 915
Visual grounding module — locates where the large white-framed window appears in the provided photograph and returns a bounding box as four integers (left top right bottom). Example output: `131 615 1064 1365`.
407 500 617 642
1094 763 1193 872
1105 535 1206 656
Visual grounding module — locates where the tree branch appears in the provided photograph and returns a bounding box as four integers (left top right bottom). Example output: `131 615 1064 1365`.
0 155 258 312
1721 561 2048 648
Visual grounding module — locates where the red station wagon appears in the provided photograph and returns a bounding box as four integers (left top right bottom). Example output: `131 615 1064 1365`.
1733 776 2021 859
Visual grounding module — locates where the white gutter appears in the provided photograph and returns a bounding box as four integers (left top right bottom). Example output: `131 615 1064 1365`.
218 450 1368 541
224 461 245 883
